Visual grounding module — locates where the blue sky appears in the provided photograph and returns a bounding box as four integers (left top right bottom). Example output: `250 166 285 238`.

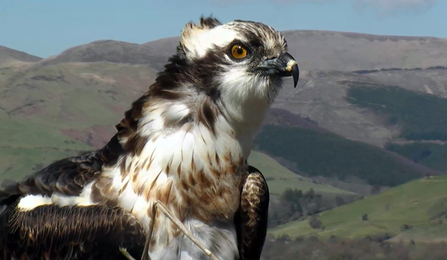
1 0 446 58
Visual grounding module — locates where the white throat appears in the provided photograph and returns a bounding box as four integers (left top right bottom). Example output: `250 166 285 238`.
217 68 278 157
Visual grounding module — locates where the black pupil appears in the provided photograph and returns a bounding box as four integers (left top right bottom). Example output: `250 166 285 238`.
236 46 244 55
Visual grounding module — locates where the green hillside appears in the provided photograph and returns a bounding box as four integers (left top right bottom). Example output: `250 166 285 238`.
255 125 425 186
270 175 447 242
386 142 447 173
0 118 91 182
0 63 157 129
347 82 447 141
248 151 353 195
0 62 157 183
346 82 447 174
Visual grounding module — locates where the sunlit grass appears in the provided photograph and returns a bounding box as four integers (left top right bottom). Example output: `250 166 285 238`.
270 175 447 242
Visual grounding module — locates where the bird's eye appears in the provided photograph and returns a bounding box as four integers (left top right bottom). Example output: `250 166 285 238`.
230 44 248 60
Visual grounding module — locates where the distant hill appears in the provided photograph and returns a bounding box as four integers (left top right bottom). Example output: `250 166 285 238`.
39 40 169 68
282 30 447 72
34 30 447 73
273 68 447 147
0 62 157 182
270 175 447 243
142 37 180 71
21 32 447 150
263 108 329 133
386 142 447 173
0 46 42 66
255 125 441 186
143 30 447 72
2 29 447 191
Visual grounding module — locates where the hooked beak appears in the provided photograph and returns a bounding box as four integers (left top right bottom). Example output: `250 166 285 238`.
256 52 299 88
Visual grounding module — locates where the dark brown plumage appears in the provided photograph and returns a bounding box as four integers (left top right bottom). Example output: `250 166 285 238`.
235 166 270 260
0 201 146 260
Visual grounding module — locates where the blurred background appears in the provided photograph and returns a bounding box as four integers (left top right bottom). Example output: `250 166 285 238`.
1 1 447 259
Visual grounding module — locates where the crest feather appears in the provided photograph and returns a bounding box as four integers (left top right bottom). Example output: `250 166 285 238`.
181 17 221 43
179 17 224 59
199 16 221 29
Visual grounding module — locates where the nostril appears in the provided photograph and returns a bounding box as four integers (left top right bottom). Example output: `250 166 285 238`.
266 55 278 60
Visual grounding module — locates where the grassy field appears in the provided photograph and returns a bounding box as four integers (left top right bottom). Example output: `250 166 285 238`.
270 175 447 242
0 118 91 182
248 151 354 195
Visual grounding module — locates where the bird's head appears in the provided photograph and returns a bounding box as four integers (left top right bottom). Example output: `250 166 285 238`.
154 17 299 128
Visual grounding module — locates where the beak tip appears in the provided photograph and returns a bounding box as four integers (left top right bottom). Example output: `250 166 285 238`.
292 64 299 88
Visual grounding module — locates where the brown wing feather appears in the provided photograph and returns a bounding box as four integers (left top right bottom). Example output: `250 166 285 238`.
0 200 146 260
235 165 270 260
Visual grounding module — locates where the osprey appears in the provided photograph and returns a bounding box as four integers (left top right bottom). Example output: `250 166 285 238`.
0 17 299 260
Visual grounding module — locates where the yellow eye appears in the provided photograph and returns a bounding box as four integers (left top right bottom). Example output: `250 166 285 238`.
230 44 248 59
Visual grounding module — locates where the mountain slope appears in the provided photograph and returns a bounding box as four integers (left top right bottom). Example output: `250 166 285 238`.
282 30 447 72
273 68 447 147
16 31 447 149
37 30 447 72
143 30 447 72
255 125 441 186
39 40 169 68
0 118 91 183
0 62 157 127
386 142 447 173
2 30 447 191
270 175 447 242
0 62 157 182
248 151 353 195
0 46 42 66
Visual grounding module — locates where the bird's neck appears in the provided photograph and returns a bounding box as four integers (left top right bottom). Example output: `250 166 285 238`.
219 93 270 158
